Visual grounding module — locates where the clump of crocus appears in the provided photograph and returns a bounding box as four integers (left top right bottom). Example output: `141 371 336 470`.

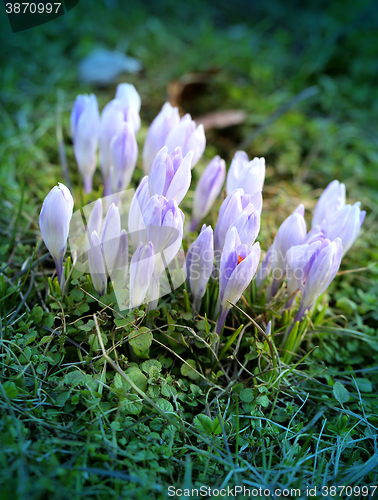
165 114 206 168
226 151 265 198
70 94 100 193
191 155 226 231
216 227 261 336
186 225 214 310
143 102 180 174
148 146 193 205
39 183 74 287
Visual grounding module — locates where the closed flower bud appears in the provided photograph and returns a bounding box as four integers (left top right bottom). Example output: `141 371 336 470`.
227 151 265 198
115 83 141 133
129 242 154 308
217 227 261 335
165 114 206 168
87 198 103 237
110 122 138 193
186 225 214 309
100 99 128 195
88 231 107 295
294 238 342 322
191 156 226 231
39 183 74 286
312 180 346 228
269 204 307 295
128 176 150 248
143 102 180 174
70 94 100 193
322 202 366 257
148 146 192 205
140 195 184 276
110 229 129 289
226 202 261 248
214 189 251 251
100 203 121 274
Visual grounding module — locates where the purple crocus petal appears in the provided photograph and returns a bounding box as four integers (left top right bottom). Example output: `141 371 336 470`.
186 225 214 307
164 150 192 205
312 180 346 228
295 238 342 321
39 183 74 285
100 203 121 274
87 198 103 237
128 176 150 248
110 229 128 289
99 99 127 193
227 151 265 198
165 114 206 168
227 202 261 248
129 242 155 308
70 94 100 193
115 83 141 133
191 156 226 230
88 231 107 295
214 189 251 251
220 242 261 309
110 121 138 193
270 204 307 295
143 102 180 174
323 202 366 257
250 190 263 213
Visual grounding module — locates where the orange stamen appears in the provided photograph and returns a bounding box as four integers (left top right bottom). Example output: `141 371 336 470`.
237 254 245 265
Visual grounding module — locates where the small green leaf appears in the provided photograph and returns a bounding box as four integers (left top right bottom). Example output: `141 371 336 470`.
141 360 162 374
193 414 213 435
156 398 174 413
256 394 270 407
70 289 84 301
3 381 19 399
355 378 373 393
180 359 199 380
239 388 254 403
128 327 153 356
333 381 350 404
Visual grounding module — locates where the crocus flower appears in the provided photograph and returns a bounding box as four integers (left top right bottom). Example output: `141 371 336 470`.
39 183 74 286
322 203 366 257
129 242 154 309
268 205 307 296
140 195 184 276
165 114 206 168
191 156 226 231
214 189 251 251
294 238 342 323
88 231 107 295
226 202 261 248
148 146 192 205
70 94 100 193
110 229 129 290
115 83 141 133
286 240 323 306
312 180 345 228
186 225 214 310
100 99 128 196
128 176 150 248
100 203 121 274
87 198 103 237
226 151 265 198
216 227 261 335
143 102 180 174
110 122 138 194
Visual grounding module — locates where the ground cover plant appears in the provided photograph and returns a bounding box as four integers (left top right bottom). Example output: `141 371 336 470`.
1 1 378 499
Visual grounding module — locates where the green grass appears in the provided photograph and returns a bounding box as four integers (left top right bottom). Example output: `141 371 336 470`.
1 0 378 498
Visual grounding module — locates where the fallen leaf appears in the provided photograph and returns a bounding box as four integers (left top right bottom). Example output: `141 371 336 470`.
194 110 246 130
